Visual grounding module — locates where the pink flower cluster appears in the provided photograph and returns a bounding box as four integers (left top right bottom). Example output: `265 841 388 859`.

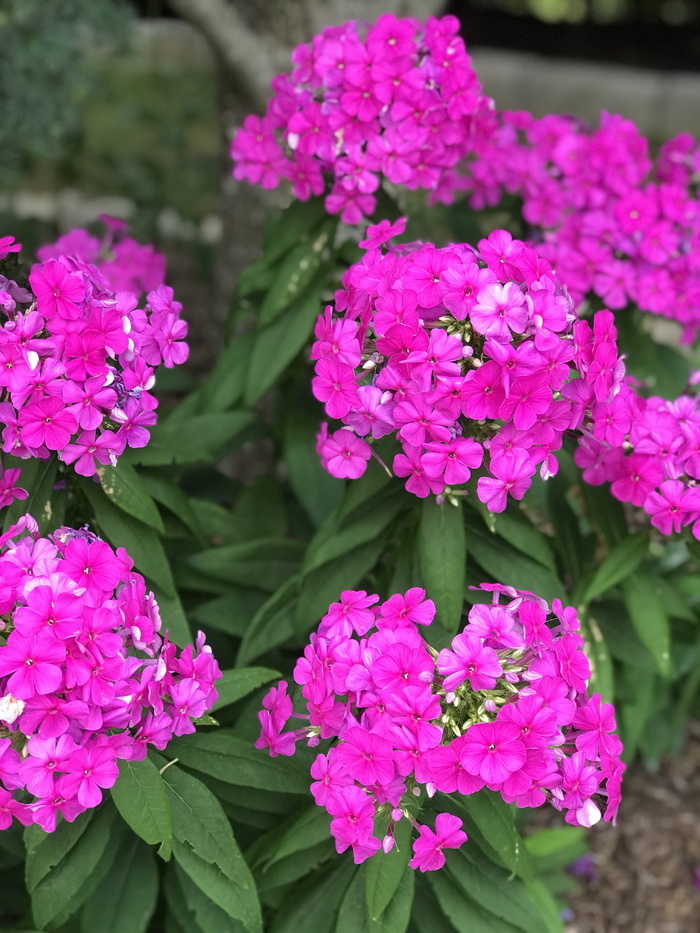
231 14 495 223
37 217 165 299
466 110 700 341
257 584 623 868
312 226 626 511
0 230 188 477
576 385 700 538
0 516 220 833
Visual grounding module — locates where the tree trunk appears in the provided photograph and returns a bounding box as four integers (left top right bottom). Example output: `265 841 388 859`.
168 0 446 328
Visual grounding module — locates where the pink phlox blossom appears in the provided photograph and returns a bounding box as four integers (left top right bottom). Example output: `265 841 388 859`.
409 813 468 872
320 590 380 639
437 633 503 692
461 720 527 785
379 588 436 628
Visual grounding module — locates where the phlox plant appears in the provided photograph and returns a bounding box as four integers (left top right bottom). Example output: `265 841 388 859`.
312 225 628 510
464 111 700 342
258 585 623 868
232 14 495 223
0 514 220 833
0 222 188 479
2 8 700 933
223 19 700 932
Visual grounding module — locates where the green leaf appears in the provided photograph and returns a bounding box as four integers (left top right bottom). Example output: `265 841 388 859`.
524 827 587 874
336 868 368 933
237 575 299 667
81 480 176 597
365 817 412 923
487 506 556 572
3 455 57 534
187 539 304 591
80 836 158 933
522 879 563 933
29 804 119 931
166 730 310 794
464 517 565 603
212 667 280 711
579 533 649 604
621 573 673 677
126 412 256 467
303 491 404 574
190 591 268 638
269 861 355 933
445 847 546 933
283 406 345 527
244 278 326 406
150 585 192 649
579 611 614 703
254 806 332 873
197 331 255 413
236 257 272 299
140 470 203 539
545 473 587 583
334 438 397 528
580 483 628 547
111 757 173 859
173 863 246 933
262 195 331 266
173 841 260 933
25 812 94 894
257 841 336 899
417 498 466 633
95 461 164 533
369 866 413 933
427 872 522 933
620 665 656 763
444 791 533 881
259 218 336 325
294 533 389 636
163 766 261 933
411 880 463 933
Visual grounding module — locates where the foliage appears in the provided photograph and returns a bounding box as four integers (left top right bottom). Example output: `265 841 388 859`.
1 10 700 933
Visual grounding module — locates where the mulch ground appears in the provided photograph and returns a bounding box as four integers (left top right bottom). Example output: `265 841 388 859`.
564 721 700 933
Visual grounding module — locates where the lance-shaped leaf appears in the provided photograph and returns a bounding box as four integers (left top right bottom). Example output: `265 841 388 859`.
578 533 649 604
110 757 173 860
80 835 159 933
417 498 466 633
95 461 164 533
162 765 262 933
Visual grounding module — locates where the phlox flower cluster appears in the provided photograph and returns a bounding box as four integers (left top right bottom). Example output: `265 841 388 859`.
466 110 700 341
312 226 626 511
257 584 623 868
36 216 166 299
575 384 700 538
0 231 188 477
0 516 220 833
231 14 495 223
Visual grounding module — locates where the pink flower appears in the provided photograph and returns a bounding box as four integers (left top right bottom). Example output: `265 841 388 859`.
409 814 468 871
461 721 527 785
437 634 503 692
29 260 85 320
319 428 371 479
477 450 536 513
57 744 119 808
0 632 66 699
335 727 395 786
312 359 360 419
19 397 78 451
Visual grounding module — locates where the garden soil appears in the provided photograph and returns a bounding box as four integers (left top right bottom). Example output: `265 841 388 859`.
564 721 700 933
